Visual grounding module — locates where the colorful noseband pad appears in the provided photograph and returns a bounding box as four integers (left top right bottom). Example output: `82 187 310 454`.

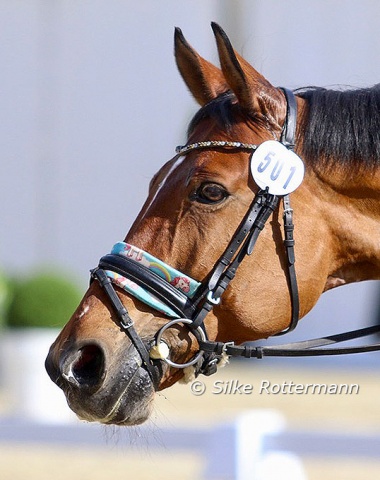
104 242 201 318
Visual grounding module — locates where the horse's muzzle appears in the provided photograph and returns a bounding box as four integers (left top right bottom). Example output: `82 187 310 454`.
45 339 156 425
46 342 106 392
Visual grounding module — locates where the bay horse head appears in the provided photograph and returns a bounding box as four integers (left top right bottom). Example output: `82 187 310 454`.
46 23 380 425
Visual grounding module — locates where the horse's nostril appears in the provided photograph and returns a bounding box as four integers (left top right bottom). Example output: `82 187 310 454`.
71 344 105 388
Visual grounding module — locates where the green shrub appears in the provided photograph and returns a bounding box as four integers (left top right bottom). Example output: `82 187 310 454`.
7 271 82 328
0 272 13 328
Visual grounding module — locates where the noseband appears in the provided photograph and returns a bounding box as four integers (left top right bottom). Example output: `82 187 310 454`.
91 88 380 387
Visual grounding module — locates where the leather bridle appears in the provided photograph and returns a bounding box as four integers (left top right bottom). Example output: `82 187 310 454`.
91 88 380 388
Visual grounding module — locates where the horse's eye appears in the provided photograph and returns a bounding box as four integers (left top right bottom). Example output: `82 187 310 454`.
194 183 228 204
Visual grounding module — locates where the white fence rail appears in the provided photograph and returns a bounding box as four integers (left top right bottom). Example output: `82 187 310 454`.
1 410 380 479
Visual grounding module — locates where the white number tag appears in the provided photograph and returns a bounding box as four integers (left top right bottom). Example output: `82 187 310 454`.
250 140 305 195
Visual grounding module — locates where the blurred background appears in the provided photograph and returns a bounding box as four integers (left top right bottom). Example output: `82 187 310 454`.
0 1 379 479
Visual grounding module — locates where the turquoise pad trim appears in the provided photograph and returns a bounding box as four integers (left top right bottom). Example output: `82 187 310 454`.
104 242 201 318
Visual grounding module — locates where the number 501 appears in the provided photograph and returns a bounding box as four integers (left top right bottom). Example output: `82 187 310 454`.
257 152 296 191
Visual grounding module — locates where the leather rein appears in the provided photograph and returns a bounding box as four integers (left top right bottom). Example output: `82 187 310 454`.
91 88 380 387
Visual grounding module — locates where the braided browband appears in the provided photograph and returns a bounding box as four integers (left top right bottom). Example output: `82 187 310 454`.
176 140 258 155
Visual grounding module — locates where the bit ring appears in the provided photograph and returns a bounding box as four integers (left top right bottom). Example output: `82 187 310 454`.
154 318 206 368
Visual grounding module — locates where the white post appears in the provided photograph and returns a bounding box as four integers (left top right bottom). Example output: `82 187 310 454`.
204 409 306 480
235 410 285 479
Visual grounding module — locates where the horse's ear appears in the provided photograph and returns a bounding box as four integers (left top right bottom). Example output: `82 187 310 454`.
211 22 283 119
174 27 228 106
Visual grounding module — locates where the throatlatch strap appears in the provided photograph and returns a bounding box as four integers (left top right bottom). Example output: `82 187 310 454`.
275 87 300 335
275 194 299 335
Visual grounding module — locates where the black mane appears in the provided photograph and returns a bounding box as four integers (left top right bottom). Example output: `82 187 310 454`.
297 85 380 167
188 85 380 168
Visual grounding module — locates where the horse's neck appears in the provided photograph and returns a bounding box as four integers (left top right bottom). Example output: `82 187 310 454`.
313 167 380 290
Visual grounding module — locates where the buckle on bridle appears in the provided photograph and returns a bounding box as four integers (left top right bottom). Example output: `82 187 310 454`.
222 341 235 353
207 291 221 305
